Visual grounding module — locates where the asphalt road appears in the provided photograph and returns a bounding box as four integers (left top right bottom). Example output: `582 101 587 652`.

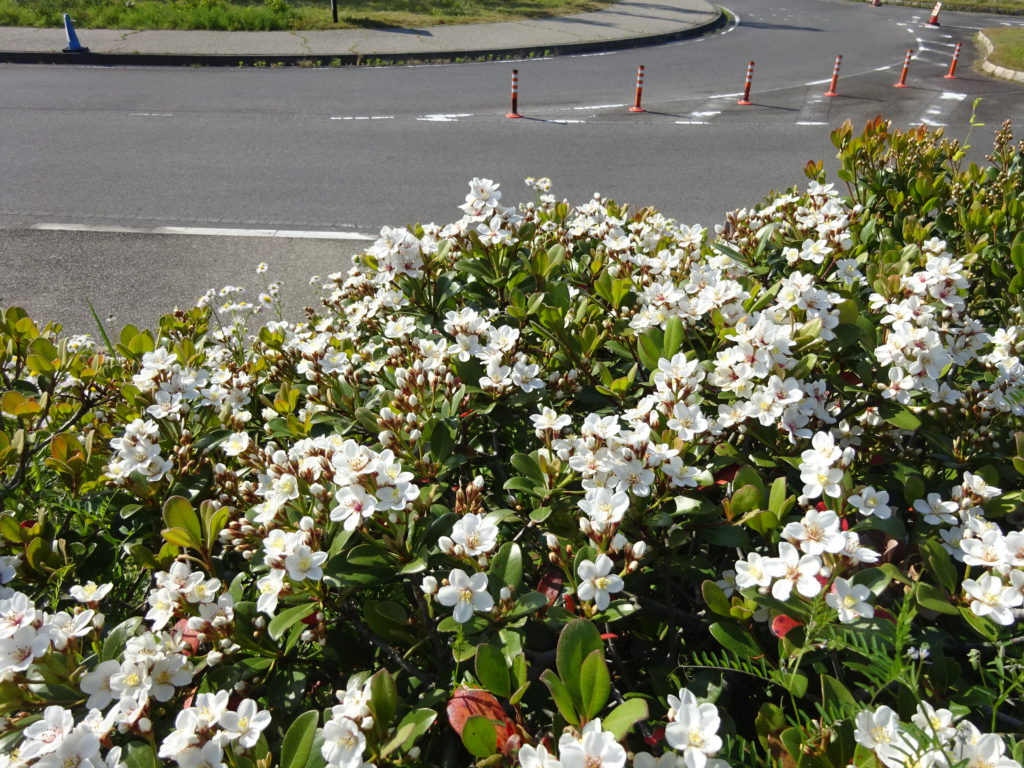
2 0 1024 333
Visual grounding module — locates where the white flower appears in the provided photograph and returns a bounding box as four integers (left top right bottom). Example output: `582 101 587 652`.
734 552 774 590
825 578 874 623
962 572 1022 626
847 487 892 519
221 432 251 457
518 743 562 768
322 716 367 768
256 569 285 616
558 719 626 768
576 555 624 611
0 624 50 672
578 488 629 533
781 509 845 555
330 486 379 531
19 706 74 760
69 582 113 604
79 660 121 710
911 702 956 742
284 545 328 582
664 699 723 762
219 699 272 748
853 705 900 749
765 543 822 601
437 569 494 624
450 513 498 557
175 741 225 768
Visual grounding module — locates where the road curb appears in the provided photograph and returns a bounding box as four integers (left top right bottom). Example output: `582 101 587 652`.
976 30 1024 83
0 8 726 67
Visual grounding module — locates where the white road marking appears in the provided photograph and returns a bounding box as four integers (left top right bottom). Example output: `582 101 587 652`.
417 113 473 121
545 119 585 124
30 223 375 240
942 92 967 100
128 112 173 117
330 115 396 120
572 104 625 110
675 120 710 124
692 111 721 117
795 121 828 125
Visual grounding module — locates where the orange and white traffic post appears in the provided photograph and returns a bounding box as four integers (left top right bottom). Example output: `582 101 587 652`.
944 42 962 79
893 49 913 88
629 65 647 113
824 55 843 97
737 61 755 105
926 1 941 25
506 69 523 118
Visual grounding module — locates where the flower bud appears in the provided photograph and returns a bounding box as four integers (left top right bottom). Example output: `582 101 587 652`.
421 576 438 595
499 587 511 601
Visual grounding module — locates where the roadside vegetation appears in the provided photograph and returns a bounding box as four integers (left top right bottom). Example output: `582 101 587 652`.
0 0 613 31
2 116 1024 768
983 27 1024 69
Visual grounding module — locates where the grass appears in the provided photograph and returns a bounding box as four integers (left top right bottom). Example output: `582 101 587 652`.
983 27 1024 69
0 0 614 31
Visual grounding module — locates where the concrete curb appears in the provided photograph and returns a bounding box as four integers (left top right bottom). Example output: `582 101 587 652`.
976 30 1024 83
0 7 726 67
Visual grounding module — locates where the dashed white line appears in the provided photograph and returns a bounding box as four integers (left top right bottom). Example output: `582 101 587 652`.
572 104 625 110
29 223 375 240
129 112 173 117
692 111 721 117
795 121 828 125
675 120 710 125
416 113 473 122
330 115 396 121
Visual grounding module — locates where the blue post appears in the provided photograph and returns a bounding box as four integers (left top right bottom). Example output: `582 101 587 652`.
62 13 89 53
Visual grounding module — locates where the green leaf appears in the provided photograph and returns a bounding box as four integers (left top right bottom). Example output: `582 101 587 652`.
162 496 202 544
461 715 499 758
709 621 761 658
920 538 958 593
730 484 762 518
392 708 437 753
663 317 683 358
279 710 319 768
819 674 858 717
268 603 316 641
102 617 143 661
556 619 603 713
488 542 523 597
475 644 511 699
915 582 958 615
540 669 579 726
123 742 158 768
579 649 611 720
507 591 549 619
602 698 648 740
369 668 399 728
701 580 732 618
768 477 788 514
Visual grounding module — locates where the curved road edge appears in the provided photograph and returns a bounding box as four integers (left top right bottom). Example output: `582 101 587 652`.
0 4 726 67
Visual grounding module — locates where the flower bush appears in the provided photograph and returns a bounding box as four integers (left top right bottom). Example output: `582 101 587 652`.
2 117 1024 768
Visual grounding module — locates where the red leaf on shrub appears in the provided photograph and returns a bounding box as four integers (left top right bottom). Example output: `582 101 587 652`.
815 502 828 512
446 687 512 753
713 465 739 485
770 614 803 638
838 370 861 386
600 633 619 640
537 571 563 607
173 618 201 656
875 608 896 624
645 725 666 746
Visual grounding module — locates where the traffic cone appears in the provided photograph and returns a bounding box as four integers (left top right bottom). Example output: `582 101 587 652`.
926 1 941 26
871 0 881 6
62 13 89 53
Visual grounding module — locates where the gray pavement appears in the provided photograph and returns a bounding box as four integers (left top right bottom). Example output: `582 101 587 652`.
0 0 721 63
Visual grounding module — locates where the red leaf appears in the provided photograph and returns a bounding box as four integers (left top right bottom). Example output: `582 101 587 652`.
770 614 803 638
600 633 619 640
875 608 896 624
714 465 739 485
173 618 201 657
537 571 564 608
447 688 512 753
645 725 666 746
838 370 861 386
